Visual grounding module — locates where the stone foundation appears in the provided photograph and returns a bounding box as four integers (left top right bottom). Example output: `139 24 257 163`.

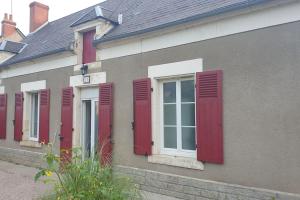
114 165 300 200
0 146 44 168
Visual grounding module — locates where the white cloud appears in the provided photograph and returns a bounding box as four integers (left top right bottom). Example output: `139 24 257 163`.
0 0 105 35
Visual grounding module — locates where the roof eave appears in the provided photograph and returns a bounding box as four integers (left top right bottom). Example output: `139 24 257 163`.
0 47 69 68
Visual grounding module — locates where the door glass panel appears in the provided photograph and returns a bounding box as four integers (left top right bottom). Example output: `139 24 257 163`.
182 127 196 150
164 127 177 149
83 101 92 158
94 101 99 154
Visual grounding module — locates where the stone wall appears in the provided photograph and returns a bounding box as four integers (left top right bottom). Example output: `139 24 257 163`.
114 165 300 200
0 146 44 168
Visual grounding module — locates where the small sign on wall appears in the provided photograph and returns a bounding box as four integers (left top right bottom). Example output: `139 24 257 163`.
83 75 90 84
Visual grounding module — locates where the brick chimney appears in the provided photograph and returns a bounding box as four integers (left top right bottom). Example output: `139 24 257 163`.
1 13 17 37
29 1 49 33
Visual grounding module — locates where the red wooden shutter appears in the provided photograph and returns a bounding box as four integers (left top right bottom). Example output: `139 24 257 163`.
196 70 223 164
82 30 96 64
133 78 152 156
99 83 113 165
14 92 23 141
39 89 50 144
60 87 73 161
0 94 7 139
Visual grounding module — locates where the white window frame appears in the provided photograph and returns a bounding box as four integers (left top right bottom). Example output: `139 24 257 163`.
20 80 46 146
29 92 40 142
160 77 196 158
147 58 204 170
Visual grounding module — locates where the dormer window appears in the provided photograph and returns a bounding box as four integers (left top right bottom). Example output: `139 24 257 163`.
82 30 96 64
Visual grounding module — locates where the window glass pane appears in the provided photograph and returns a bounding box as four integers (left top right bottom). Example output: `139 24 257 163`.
182 127 196 150
164 104 176 125
163 82 176 103
181 80 194 102
181 103 195 126
31 93 39 138
164 127 177 149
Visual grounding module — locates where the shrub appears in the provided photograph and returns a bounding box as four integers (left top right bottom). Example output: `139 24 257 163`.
35 145 140 200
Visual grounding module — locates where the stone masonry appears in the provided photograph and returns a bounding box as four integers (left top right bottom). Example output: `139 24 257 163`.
0 146 44 168
114 165 300 200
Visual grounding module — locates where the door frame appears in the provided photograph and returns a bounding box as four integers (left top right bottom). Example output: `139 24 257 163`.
69 72 106 151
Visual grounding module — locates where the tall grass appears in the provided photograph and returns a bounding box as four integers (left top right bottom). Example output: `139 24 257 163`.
35 143 140 200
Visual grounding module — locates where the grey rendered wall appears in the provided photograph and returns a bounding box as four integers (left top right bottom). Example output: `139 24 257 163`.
0 66 74 157
102 21 300 194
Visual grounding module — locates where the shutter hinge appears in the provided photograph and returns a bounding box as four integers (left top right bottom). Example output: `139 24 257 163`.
72 128 74 131
22 97 24 101
131 122 135 130
151 141 154 146
151 88 153 92
72 94 75 98
195 144 198 148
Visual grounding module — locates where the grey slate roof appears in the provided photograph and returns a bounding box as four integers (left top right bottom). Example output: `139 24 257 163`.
0 40 27 54
0 0 269 67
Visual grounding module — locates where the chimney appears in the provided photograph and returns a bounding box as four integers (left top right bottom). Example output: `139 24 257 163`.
29 1 49 33
1 13 17 37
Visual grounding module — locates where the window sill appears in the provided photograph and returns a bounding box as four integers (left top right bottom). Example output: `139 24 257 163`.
148 154 204 170
20 140 42 148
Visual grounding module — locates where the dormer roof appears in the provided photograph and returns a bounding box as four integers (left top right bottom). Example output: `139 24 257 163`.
0 40 27 54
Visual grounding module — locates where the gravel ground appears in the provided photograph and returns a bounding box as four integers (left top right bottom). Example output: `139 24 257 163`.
0 160 52 200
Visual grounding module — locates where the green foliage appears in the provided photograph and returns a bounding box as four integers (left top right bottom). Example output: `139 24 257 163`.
35 144 140 200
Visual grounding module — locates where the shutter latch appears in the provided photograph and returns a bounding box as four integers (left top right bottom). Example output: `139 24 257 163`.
131 122 135 130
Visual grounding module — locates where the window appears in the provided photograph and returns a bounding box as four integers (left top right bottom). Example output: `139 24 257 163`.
161 78 196 157
30 92 40 141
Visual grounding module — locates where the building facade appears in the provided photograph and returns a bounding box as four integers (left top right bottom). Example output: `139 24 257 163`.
0 0 299 199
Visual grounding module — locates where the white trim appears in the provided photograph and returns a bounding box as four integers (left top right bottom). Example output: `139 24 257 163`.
21 80 46 92
148 59 202 169
160 79 196 158
27 22 49 35
0 40 7 50
148 59 202 79
148 154 203 170
70 72 106 87
99 1 300 60
95 6 103 17
0 54 77 79
0 86 5 94
20 140 42 148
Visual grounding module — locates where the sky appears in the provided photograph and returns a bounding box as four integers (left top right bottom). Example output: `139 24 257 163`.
0 0 105 35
